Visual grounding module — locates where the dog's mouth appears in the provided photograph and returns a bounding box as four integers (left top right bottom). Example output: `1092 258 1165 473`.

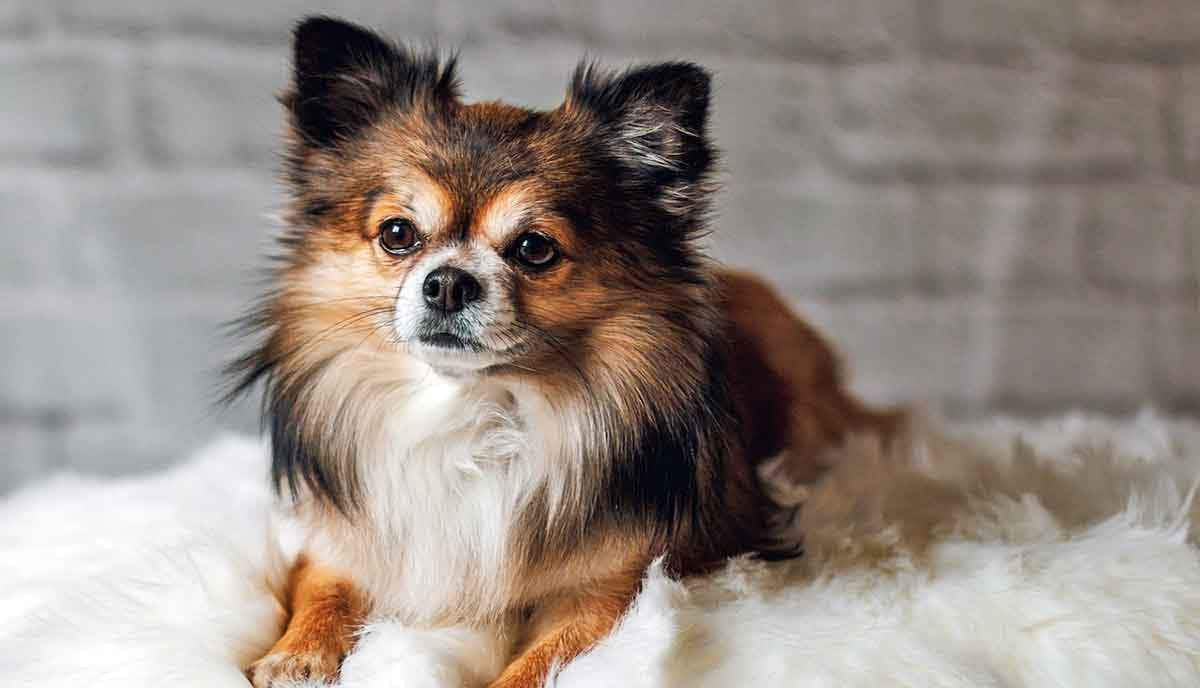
411 330 514 376
406 319 532 375
414 330 497 356
419 332 473 350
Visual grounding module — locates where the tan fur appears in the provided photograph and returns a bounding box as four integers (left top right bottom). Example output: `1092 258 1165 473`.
473 181 545 247
489 560 646 688
247 555 368 688
254 555 643 688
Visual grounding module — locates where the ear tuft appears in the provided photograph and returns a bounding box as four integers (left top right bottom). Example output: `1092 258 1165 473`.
286 15 458 148
292 16 395 91
568 62 715 216
569 62 711 140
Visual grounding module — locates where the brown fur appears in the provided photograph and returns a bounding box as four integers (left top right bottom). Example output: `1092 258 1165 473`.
489 558 647 688
718 269 906 481
247 555 368 687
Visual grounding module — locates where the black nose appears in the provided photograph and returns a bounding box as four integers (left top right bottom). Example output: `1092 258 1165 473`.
422 266 481 313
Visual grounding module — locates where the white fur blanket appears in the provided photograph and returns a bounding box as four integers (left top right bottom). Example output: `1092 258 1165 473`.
4 412 1200 688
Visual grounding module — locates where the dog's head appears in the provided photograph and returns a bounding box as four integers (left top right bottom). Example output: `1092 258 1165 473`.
263 16 717 380
230 17 733 512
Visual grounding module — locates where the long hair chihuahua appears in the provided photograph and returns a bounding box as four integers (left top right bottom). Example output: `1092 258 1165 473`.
233 16 900 688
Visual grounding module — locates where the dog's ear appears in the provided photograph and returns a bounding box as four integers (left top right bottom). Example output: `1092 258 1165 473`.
567 62 715 216
285 15 457 148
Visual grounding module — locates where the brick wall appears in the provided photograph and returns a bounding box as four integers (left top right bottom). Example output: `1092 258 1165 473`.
2 1 1198 490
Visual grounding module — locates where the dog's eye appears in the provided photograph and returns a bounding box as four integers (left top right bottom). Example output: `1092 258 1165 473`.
379 218 421 255
511 233 559 269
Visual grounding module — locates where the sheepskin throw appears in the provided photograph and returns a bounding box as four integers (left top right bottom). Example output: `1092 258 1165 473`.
4 412 1200 688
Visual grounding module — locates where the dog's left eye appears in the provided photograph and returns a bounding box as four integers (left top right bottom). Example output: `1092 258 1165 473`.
379 218 421 255
511 233 559 269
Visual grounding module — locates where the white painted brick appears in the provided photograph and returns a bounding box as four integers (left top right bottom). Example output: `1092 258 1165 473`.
831 63 1164 178
138 43 285 167
982 299 1151 409
455 40 581 111
0 52 111 164
585 0 918 59
440 0 919 60
0 0 38 35
1177 67 1200 178
58 1 437 43
0 309 143 413
72 175 274 300
53 304 259 477
0 301 257 478
707 58 834 183
934 0 1200 60
1149 304 1200 405
711 179 920 293
137 306 258 433
798 297 982 409
0 423 56 493
433 0 591 47
0 181 71 288
921 185 1196 293
58 417 180 477
917 187 1081 289
1081 185 1193 290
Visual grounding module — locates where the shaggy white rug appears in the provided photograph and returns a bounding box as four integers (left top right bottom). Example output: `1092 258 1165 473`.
4 411 1200 688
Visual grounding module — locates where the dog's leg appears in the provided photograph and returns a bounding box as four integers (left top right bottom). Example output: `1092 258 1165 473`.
488 565 643 688
247 553 367 688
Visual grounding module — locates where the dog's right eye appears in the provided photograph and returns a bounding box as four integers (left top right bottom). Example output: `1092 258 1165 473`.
379 218 421 255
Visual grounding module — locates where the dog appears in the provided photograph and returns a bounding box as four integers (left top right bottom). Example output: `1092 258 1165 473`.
230 16 901 687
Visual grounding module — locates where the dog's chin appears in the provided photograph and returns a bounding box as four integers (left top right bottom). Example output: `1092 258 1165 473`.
409 333 513 378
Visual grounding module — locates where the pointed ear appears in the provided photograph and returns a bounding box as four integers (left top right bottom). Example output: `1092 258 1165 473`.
285 16 457 148
567 62 715 215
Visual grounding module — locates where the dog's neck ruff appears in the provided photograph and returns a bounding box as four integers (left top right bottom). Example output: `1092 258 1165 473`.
289 351 643 625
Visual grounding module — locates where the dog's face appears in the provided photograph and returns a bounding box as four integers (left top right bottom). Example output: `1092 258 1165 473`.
265 17 717 382
321 107 621 377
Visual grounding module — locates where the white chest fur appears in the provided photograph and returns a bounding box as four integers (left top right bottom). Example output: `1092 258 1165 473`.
299 373 555 625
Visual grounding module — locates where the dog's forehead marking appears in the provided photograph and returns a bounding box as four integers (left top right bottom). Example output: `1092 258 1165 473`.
474 183 539 246
385 167 453 234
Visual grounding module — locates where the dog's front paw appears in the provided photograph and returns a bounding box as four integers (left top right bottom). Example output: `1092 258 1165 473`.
247 648 343 687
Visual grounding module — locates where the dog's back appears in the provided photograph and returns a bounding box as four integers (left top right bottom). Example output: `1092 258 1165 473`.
719 268 905 485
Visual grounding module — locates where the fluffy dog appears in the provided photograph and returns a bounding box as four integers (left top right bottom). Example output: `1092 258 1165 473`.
232 16 899 687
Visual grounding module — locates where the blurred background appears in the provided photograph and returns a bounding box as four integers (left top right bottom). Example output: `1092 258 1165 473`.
1 1 1198 491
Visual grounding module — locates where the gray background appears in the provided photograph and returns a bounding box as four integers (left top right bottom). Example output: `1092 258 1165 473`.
2 1 1198 491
